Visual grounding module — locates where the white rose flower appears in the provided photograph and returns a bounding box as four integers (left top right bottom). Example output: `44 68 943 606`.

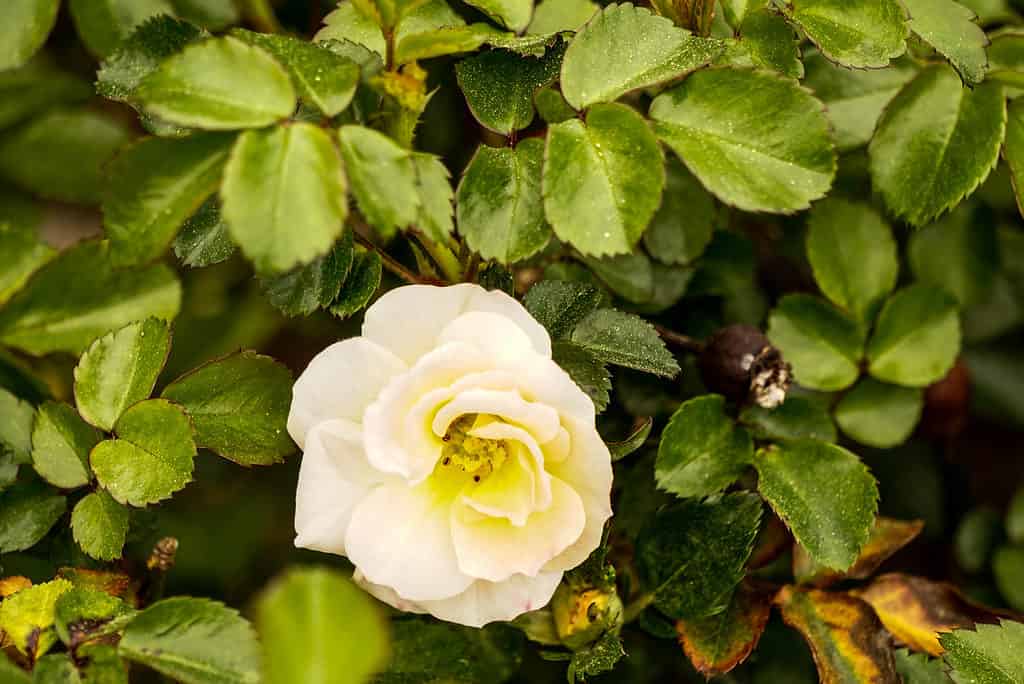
287 283 613 627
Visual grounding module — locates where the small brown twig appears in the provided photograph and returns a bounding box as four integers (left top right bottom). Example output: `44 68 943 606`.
353 232 445 285
654 325 706 354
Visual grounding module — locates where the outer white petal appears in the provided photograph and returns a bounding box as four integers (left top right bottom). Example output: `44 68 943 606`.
346 480 474 602
451 476 585 583
362 283 551 365
294 419 391 555
353 569 428 615
417 572 563 628
437 311 536 365
288 338 407 449
514 355 596 423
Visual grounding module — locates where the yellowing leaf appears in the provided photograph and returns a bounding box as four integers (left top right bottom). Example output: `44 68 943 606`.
794 517 924 588
676 580 775 677
0 579 72 658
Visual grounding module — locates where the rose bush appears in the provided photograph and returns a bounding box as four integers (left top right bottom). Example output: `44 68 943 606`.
288 283 612 627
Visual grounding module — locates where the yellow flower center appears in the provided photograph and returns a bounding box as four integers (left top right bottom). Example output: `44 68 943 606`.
440 414 508 482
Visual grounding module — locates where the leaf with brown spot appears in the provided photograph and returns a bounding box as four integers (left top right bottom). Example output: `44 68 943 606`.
776 585 899 684
854 573 1014 656
0 577 31 598
676 579 776 677
56 568 135 605
795 517 924 588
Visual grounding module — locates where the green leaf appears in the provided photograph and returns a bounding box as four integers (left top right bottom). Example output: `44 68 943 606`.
720 0 767 28
456 46 563 136
909 205 999 307
726 7 803 79
834 378 923 448
377 620 523 683
656 395 753 499
68 0 176 57
955 507 1002 574
993 546 1024 612
161 351 295 467
0 59 91 137
643 158 714 266
315 1 387 58
869 65 1005 226
463 0 530 31
392 23 494 64
230 30 360 117
411 153 455 244
1006 99 1024 220
173 198 236 267
584 252 654 304
71 490 130 561
780 0 908 69
571 308 679 378
766 294 864 392
90 399 195 506
136 36 297 130
0 242 181 357
1008 487 1024 544
0 0 60 70
0 108 133 205
222 123 346 275
895 649 953 684
173 0 240 30
31 402 99 489
1 387 36 466
352 0 429 31
457 141 550 264
534 86 576 124
528 0 597 33
0 579 72 658
103 133 235 267
262 232 354 317
754 440 878 570
551 341 611 413
988 30 1024 87
805 197 898 322
120 597 261 684
650 68 836 214
543 103 665 256
637 492 762 620
32 654 81 683
569 632 626 681
940 620 1024 683
866 284 961 387
73 318 171 433
676 580 775 677
608 417 652 462
803 51 917 152
256 567 388 684
337 125 418 238
524 281 603 340
0 218 48 309
330 248 382 319
560 3 722 110
739 397 837 443
0 481 65 553
902 0 989 85
54 587 133 647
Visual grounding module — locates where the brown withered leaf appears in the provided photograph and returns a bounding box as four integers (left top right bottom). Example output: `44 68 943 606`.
676 579 777 677
854 573 1014 656
794 517 924 588
776 585 899 684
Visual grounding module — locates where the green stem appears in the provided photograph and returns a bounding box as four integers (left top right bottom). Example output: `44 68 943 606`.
622 593 654 624
354 232 444 285
415 232 464 283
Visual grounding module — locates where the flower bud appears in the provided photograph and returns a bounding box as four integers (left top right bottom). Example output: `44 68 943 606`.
551 580 624 650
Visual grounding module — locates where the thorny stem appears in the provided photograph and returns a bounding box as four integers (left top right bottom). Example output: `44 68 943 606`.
655 325 706 354
354 232 446 285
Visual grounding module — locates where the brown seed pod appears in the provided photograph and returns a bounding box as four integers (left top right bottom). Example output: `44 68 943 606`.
699 324 791 408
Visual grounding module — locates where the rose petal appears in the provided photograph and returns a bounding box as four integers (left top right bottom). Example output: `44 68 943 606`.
469 420 552 512
437 311 537 364
418 572 562 628
431 388 562 445
459 447 536 526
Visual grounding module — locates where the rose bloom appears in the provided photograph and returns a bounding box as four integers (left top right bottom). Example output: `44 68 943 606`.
287 283 612 627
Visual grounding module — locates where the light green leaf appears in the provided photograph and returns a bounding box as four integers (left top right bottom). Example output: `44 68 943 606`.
173 198 236 268
834 378 923 448
0 108 133 205
636 492 762 619
940 620 1024 683
560 3 722 109
104 132 235 267
0 655 28 683
988 30 1024 87
337 125 419 238
0 481 65 553
534 85 575 124
411 153 455 244
726 7 803 79
136 36 297 130
262 233 353 317
780 0 908 69
802 51 917 151
352 0 430 30
32 654 81 683
71 490 130 561
0 0 60 70
720 0 767 28
543 103 664 256
0 242 180 356
457 141 550 264
571 308 679 378
463 0 531 31
551 341 610 413
650 68 836 214
330 248 382 320
869 65 1005 226
909 205 999 307
230 30 360 117
73 318 171 433
806 197 898 322
257 567 388 684
456 46 563 136
755 440 878 570
643 158 714 265
97 15 205 104
1002 98 1024 219
90 399 195 506
315 1 387 58
161 351 295 467
656 395 753 499
0 219 54 309
69 0 176 57
120 597 261 684
393 23 498 64
31 402 99 489
902 0 989 85
523 280 604 340
766 294 864 392
866 284 960 387
739 396 837 443
0 59 92 133
994 546 1024 611
0 387 35 467
0 579 71 658
222 123 347 275
528 0 597 33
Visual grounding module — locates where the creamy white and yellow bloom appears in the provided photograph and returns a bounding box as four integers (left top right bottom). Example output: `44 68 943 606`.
288 283 613 627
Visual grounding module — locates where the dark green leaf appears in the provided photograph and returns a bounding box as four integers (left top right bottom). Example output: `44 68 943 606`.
456 46 563 135
909 205 999 307
739 397 837 443
161 351 295 467
337 125 418 238
0 59 91 144
524 281 604 340
656 395 752 499
54 587 133 647
172 0 239 30
262 231 354 317
0 387 35 466
955 507 1002 574
533 86 576 124
895 649 953 684
97 15 205 104
582 252 655 305
330 248 382 320
374 619 523 683
571 308 679 378
1005 99 1024 220
31 654 80 683
608 417 652 462
0 0 60 70
902 0 989 85
1008 487 1024 544
172 198 235 267
993 546 1024 612
71 491 130 561
754 440 878 570
940 620 1024 683
766 294 864 392
0 653 30 683
780 0 908 68
0 481 65 553
643 159 715 266
31 402 99 489
726 8 803 78
68 0 176 57
551 341 611 414
834 378 924 448
988 30 1024 87
568 632 625 681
